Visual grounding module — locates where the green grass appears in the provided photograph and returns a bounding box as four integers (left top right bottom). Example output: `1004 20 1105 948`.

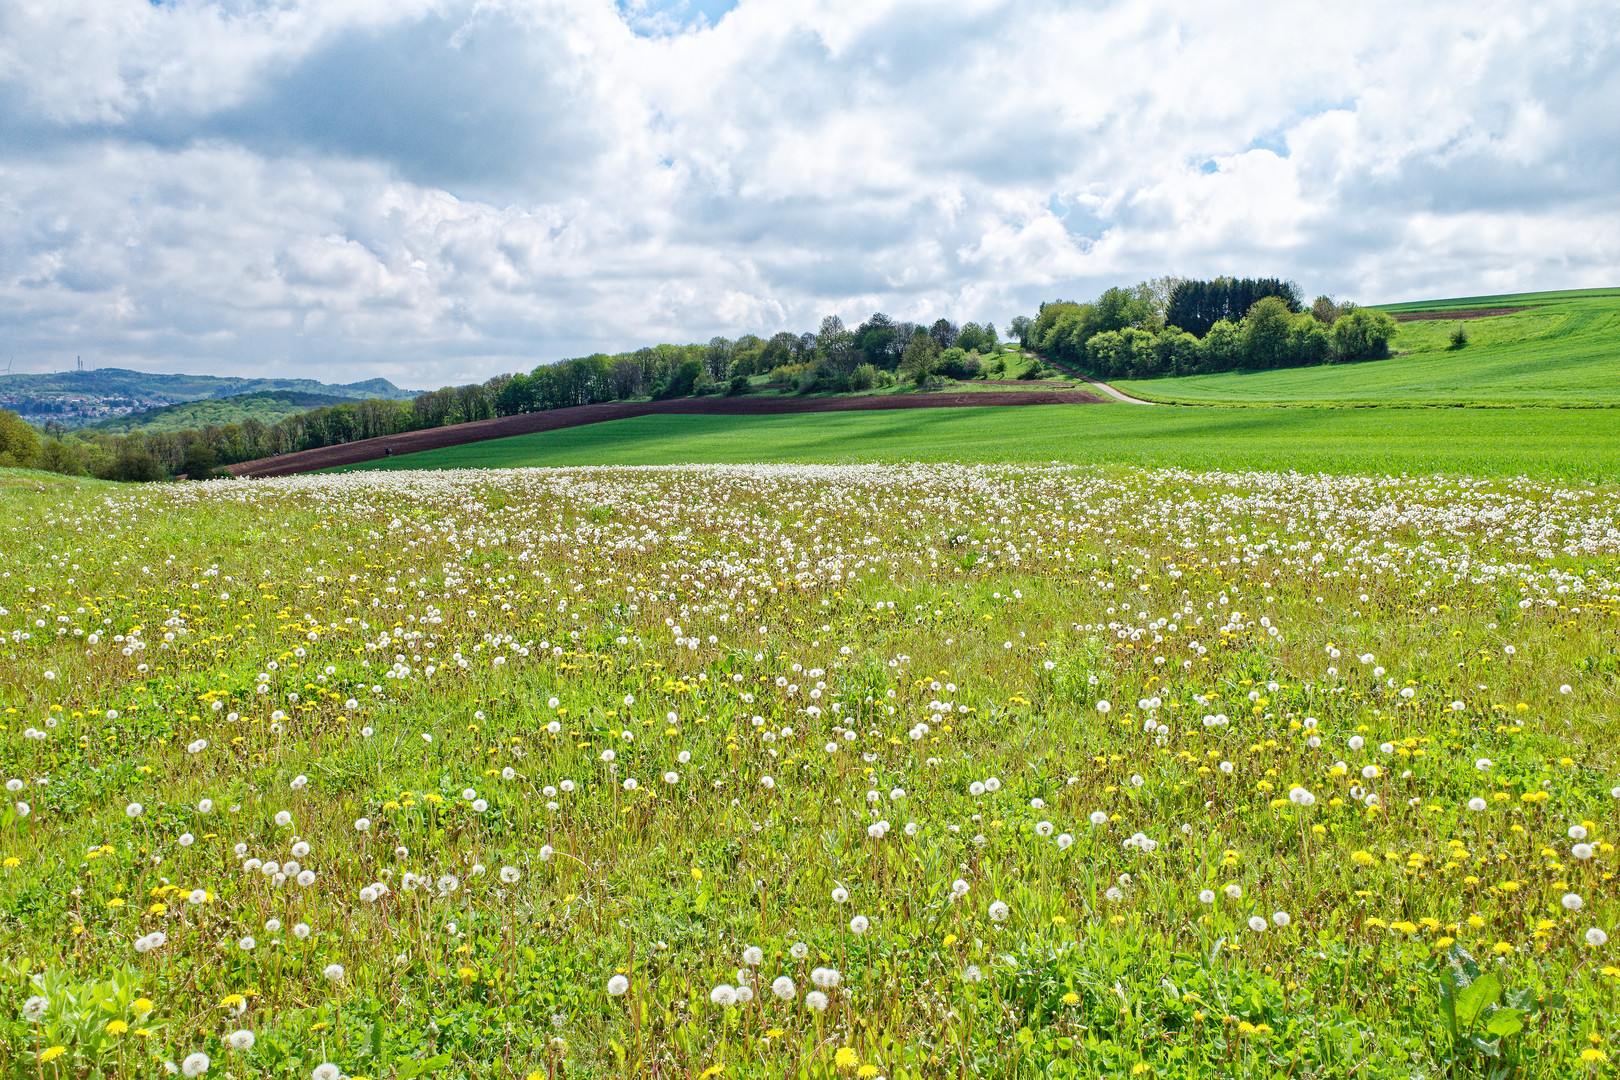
1111 288 1620 406
337 403 1620 481
2 465 1618 1078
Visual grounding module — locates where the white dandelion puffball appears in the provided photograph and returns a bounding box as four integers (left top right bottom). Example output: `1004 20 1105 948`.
1574 843 1595 860
831 886 849 904
226 1030 255 1051
313 1064 341 1080
323 963 344 982
1248 916 1268 932
501 866 520 883
1563 893 1584 911
742 946 764 967
1090 811 1109 826
790 942 809 960
810 966 841 989
1587 928 1609 947
771 975 796 1000
1096 700 1111 713
22 995 49 1021
607 975 630 997
274 811 292 826
182 1052 211 1077
1224 884 1243 900
1273 911 1291 927
1467 798 1488 812
988 900 1010 922
293 923 310 939
126 802 143 818
1199 890 1216 904
805 990 829 1012
709 983 738 1006
849 915 870 934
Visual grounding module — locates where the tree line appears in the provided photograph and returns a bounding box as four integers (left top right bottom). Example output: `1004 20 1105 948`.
1025 276 1398 380
1 313 1008 480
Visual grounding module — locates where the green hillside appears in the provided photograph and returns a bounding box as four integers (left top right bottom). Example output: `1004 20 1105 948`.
0 367 417 428
335 403 1620 481
89 390 346 433
1108 287 1620 405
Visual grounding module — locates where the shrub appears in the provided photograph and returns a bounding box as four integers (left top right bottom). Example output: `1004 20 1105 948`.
1331 309 1398 363
653 359 703 399
849 364 877 391
726 375 752 396
101 446 166 483
1450 325 1469 350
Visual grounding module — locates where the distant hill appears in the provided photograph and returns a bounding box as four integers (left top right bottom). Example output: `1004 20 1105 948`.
0 368 418 428
89 390 348 433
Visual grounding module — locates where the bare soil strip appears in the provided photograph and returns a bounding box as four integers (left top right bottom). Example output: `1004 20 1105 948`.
1390 306 1533 321
226 388 1105 478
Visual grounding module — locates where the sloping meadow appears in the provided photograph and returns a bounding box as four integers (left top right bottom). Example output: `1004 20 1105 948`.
2 464 1619 1078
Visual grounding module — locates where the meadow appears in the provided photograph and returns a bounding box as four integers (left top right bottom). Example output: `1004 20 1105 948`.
1110 289 1620 406
2 463 1619 1079
336 404 1620 482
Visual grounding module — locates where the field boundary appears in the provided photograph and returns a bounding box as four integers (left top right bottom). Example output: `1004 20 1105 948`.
226 388 1105 477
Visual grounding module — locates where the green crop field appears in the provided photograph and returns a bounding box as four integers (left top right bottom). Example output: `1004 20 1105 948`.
1110 288 1620 406
3 464 1619 1079
337 403 1620 481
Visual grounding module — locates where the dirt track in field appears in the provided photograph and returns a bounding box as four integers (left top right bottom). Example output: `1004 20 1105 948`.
1390 306 1533 321
226 388 1106 478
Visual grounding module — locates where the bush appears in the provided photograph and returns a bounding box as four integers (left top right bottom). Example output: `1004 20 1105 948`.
654 359 703 399
726 375 752 396
0 409 40 468
1330 309 1398 363
1450 325 1469 350
35 439 88 476
796 370 820 395
849 364 877 391
935 347 971 380
101 447 166 483
181 442 218 480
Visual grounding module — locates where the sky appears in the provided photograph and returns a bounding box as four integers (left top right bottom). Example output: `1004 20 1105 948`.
1 0 1617 387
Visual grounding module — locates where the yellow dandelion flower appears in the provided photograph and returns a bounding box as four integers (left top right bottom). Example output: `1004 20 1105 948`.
834 1047 860 1070
39 1047 67 1064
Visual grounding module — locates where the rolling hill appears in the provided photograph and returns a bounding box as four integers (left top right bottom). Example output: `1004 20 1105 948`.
1108 287 1620 405
0 368 417 428
88 390 347 433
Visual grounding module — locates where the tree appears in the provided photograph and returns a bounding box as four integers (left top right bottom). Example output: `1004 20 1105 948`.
0 409 40 468
1201 319 1242 370
654 359 703 399
899 335 940 384
928 319 958 350
35 438 87 476
1330 309 1398 363
181 441 218 480
1242 297 1296 369
1008 316 1034 347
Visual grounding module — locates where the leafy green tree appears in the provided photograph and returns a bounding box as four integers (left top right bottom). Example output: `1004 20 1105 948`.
899 335 940 384
1201 319 1242 370
1008 315 1034 347
181 441 218 480
1243 296 1296 369
1331 308 1398 363
0 409 40 468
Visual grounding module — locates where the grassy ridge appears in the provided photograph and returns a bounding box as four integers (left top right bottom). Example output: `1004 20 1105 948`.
336 403 1620 481
1111 288 1620 405
90 391 346 433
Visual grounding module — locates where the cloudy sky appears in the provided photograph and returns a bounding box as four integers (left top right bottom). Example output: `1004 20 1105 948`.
1 0 1616 386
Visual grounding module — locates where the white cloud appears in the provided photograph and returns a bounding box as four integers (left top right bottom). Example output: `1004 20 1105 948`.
0 0 1615 383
